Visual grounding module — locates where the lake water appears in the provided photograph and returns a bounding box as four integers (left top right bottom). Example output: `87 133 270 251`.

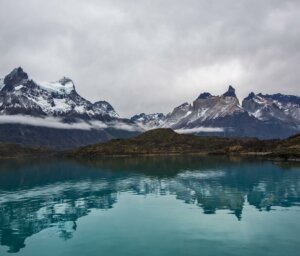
0 156 300 256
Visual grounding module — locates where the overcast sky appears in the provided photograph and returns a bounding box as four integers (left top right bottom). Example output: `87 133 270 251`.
0 0 299 117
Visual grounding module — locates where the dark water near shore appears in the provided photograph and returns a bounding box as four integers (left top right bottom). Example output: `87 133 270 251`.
0 156 300 256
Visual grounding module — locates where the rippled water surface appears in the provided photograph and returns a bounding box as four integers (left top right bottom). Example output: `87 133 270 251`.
0 156 300 256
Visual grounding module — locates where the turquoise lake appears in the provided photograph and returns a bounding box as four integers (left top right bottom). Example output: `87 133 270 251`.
0 156 299 256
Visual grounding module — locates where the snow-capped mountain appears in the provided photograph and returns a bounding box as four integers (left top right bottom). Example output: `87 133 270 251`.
0 67 140 149
132 86 300 139
170 85 245 129
0 67 119 122
130 113 166 129
242 92 300 126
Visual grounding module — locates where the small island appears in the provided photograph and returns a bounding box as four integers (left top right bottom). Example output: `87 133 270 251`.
69 128 300 160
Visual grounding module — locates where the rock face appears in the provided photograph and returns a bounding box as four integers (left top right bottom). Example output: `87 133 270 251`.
131 86 300 139
3 67 28 88
161 103 192 128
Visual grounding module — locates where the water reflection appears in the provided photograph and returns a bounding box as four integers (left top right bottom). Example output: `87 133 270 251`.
0 156 299 253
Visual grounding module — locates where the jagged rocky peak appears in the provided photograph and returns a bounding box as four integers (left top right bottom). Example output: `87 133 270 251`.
131 112 166 121
93 101 119 117
223 85 237 97
169 102 192 117
243 92 300 106
59 77 73 85
197 92 212 100
152 113 166 119
4 67 28 87
242 92 300 124
244 92 255 101
94 100 114 110
260 93 300 105
242 93 260 114
131 113 146 120
176 102 191 109
131 112 166 129
159 102 192 128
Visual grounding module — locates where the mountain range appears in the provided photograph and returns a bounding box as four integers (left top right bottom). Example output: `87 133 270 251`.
131 86 300 139
0 67 299 148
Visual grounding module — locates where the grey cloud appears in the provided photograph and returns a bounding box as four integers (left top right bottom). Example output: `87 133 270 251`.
175 127 224 134
0 0 299 117
0 115 107 130
0 115 142 131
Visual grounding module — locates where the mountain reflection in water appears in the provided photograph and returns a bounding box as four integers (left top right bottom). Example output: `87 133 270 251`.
0 156 299 253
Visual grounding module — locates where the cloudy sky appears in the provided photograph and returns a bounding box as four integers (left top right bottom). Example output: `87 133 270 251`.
0 0 299 117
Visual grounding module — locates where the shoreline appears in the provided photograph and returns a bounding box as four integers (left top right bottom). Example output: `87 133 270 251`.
1 151 299 162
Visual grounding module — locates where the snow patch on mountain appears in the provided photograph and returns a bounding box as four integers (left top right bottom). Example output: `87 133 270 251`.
37 78 75 95
0 78 4 91
14 85 24 91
